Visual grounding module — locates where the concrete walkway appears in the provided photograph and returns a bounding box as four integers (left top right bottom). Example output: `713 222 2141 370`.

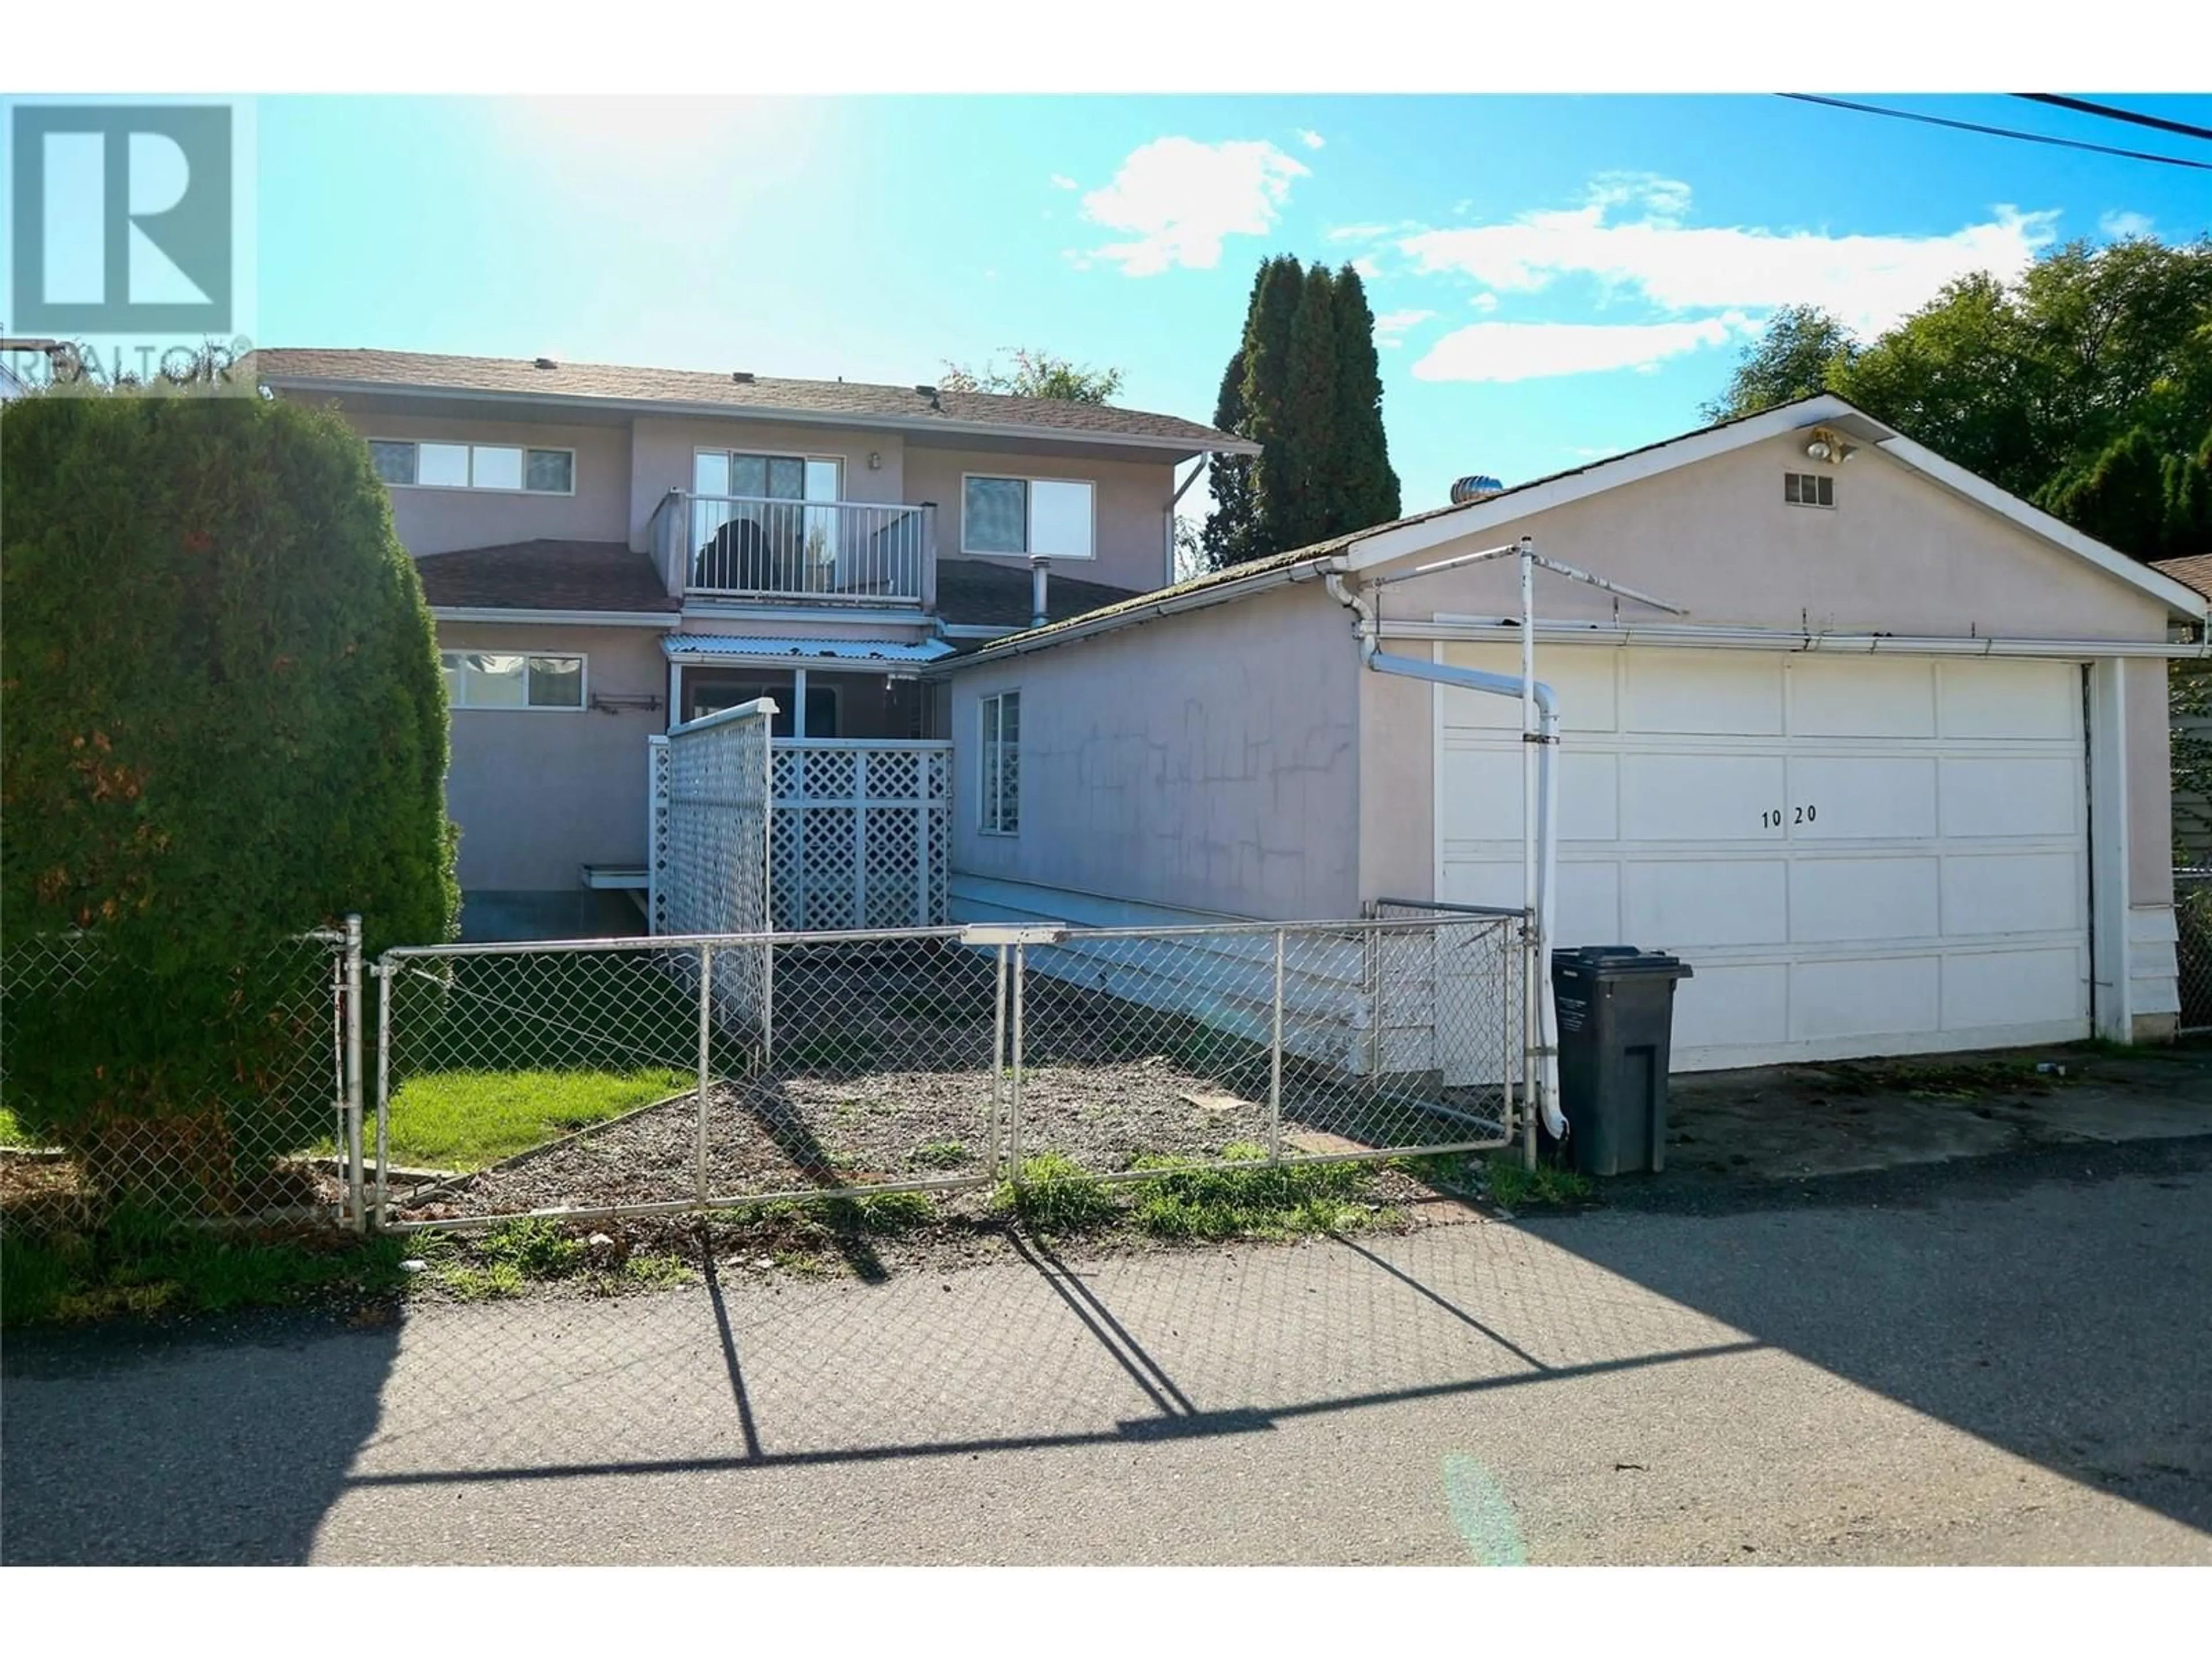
5 1133 2209 1565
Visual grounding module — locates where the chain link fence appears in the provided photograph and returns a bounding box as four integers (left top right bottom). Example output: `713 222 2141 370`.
1 922 365 1229
2177 869 2212 1036
371 912 1522 1234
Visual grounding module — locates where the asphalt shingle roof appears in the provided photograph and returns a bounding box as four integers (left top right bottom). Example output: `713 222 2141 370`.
248 347 1249 453
2153 554 2212 600
933 559 1146 628
413 540 679 614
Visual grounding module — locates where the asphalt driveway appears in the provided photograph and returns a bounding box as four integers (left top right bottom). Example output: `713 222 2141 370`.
5 1132 2209 1565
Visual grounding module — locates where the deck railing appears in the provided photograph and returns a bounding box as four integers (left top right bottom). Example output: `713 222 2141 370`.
653 491 933 607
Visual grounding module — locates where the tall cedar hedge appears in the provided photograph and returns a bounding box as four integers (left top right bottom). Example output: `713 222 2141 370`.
1 389 456 1203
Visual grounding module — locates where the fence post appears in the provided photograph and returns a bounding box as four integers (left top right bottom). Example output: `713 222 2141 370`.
697 941 714 1203
1009 941 1027 1180
1268 927 1286 1165
374 957 393 1230
852 750 870 928
646 734 671 936
990 942 1009 1179
343 915 365 1233
1522 928 1540 1172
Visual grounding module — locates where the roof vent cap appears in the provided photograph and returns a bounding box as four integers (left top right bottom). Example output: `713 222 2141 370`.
1449 474 1505 505
532 356 558 370
731 370 755 384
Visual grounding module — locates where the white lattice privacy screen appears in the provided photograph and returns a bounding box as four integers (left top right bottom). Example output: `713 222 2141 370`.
649 702 774 1036
771 741 952 931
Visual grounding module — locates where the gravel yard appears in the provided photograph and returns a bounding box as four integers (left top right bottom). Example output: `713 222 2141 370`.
389 937 1506 1230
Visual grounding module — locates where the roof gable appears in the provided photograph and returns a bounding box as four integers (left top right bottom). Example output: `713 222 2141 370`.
1346 394 2205 621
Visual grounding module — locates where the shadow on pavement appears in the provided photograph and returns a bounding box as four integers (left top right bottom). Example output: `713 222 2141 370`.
1523 1131 2212 1535
1 1309 402 1565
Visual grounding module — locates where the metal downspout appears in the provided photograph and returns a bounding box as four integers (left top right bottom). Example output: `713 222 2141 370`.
1327 571 1569 1145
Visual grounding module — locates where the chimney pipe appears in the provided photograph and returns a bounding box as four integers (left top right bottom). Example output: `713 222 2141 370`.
1030 556 1050 630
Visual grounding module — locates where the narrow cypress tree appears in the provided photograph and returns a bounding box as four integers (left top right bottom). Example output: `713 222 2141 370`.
1330 263 1402 528
1198 346 1253 571
1278 262 1342 551
1240 255 1306 558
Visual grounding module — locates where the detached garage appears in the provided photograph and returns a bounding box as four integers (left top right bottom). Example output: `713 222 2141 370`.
944 394 2207 1060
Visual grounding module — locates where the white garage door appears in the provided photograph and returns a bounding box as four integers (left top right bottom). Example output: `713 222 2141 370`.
1434 645 2091 1070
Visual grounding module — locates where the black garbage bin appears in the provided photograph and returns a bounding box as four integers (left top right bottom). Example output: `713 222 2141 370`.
1550 947 1693 1176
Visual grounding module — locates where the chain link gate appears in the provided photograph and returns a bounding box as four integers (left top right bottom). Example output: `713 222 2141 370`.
2179 869 2212 1036
1 919 369 1230
367 910 1524 1234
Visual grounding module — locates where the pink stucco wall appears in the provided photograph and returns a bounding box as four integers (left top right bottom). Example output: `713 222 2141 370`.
948 584 1362 919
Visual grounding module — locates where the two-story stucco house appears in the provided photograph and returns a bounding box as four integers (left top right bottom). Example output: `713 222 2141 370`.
250 347 1251 939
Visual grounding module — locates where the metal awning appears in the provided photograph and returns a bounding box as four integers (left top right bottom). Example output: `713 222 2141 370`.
661 634 955 671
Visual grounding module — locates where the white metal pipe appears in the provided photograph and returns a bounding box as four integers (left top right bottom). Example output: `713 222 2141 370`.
1363 541 1525 588
1326 570 1569 1144
1380 618 2212 659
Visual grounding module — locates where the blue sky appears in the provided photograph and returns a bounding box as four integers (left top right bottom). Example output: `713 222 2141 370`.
248 94 2212 515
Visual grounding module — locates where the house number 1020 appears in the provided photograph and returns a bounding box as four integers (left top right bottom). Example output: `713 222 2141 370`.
1762 805 1817 828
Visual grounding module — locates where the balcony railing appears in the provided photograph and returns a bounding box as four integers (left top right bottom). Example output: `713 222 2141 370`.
653 491 933 607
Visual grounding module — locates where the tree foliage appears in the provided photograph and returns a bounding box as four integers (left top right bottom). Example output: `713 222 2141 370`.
940 346 1125 404
1203 254 1402 567
1704 236 2212 564
1702 304 1859 423
1 387 457 1205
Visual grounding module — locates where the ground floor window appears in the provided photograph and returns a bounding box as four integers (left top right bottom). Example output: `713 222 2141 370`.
686 675 839 737
442 650 584 710
979 690 1020 834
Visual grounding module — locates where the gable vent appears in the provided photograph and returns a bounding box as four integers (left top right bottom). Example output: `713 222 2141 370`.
1785 471 1835 509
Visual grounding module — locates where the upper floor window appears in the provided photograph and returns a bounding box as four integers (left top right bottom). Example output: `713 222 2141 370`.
441 650 585 710
979 690 1021 834
373 440 575 495
963 475 1094 560
695 450 841 503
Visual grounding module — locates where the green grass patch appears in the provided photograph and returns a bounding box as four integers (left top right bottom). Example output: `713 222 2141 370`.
384 1066 685 1170
2 1210 411 1328
993 1153 1122 1234
911 1138 972 1170
0 1105 43 1149
1482 1152 1593 1210
1128 1142 1376 1241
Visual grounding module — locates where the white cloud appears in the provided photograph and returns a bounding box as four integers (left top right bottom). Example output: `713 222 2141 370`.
1395 175 2058 338
2100 209 2155 240
1050 173 1079 191
1081 138 1309 276
1467 291 1498 312
1412 315 1756 384
1373 308 1436 348
1351 255 1382 280
1296 128 1325 150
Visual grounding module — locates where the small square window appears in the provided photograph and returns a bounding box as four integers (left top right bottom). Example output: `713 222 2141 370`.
526 655 584 708
370 440 416 485
471 445 524 491
418 442 471 488
525 448 573 493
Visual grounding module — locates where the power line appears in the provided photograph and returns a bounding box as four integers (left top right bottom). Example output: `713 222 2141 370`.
1775 93 2212 173
2013 93 2212 145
